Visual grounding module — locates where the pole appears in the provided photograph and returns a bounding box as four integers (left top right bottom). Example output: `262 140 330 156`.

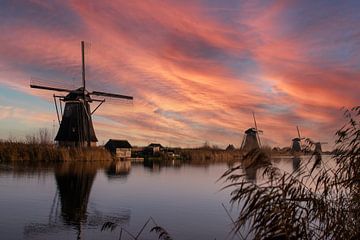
81 41 86 92
81 41 91 147
297 126 301 139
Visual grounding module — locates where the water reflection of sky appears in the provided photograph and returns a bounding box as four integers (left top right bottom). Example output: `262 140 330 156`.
0 156 334 239
0 162 233 240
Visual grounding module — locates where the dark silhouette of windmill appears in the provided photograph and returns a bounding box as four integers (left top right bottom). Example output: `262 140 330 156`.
291 126 305 153
305 138 328 154
240 112 263 153
30 41 133 147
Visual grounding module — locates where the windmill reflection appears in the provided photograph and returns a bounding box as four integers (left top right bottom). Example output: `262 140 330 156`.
292 156 301 172
242 162 267 183
24 162 130 240
54 163 97 227
53 162 130 239
243 165 258 182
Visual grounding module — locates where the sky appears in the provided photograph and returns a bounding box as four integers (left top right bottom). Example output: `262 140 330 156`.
0 0 359 149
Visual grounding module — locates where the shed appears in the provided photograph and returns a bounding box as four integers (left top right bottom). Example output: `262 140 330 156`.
147 143 164 153
105 139 132 159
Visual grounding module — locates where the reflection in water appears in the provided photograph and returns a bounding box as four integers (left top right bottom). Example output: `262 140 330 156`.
292 157 301 172
1 156 333 240
23 162 130 240
106 161 131 180
143 159 182 172
242 162 267 183
243 166 258 182
55 163 96 227
310 153 322 173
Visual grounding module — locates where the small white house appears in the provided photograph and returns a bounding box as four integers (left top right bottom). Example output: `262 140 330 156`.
105 139 132 159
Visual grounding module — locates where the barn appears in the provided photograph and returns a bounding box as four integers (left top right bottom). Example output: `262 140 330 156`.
105 139 132 159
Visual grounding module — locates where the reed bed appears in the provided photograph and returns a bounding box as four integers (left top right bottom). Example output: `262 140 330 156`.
179 148 242 164
0 141 112 162
221 106 360 239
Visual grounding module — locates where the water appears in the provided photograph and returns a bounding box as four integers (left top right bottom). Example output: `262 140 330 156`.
0 156 330 240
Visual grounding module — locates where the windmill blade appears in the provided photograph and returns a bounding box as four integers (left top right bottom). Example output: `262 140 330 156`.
30 84 72 93
252 112 258 130
297 126 301 139
90 91 133 100
30 77 74 93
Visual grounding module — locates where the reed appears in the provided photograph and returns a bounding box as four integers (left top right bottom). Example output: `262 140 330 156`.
0 141 112 162
221 106 360 239
179 148 242 164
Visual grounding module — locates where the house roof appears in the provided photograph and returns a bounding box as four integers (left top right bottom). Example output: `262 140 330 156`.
148 143 163 148
105 139 132 149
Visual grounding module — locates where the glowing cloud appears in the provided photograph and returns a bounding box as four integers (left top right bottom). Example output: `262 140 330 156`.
0 0 359 148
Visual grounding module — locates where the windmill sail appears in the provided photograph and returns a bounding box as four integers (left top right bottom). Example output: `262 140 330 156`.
91 91 133 100
29 41 133 147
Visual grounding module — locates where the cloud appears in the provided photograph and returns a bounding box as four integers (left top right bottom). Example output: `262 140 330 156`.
0 0 359 148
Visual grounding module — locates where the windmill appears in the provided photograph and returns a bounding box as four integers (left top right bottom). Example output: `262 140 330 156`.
291 126 305 152
30 41 133 147
240 112 263 153
305 138 328 154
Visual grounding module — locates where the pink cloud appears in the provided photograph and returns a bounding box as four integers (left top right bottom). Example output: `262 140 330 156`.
0 0 359 148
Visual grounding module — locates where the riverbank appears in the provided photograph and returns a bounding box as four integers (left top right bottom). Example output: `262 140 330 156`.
0 141 112 162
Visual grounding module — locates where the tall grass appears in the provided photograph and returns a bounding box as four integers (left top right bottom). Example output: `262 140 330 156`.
222 106 360 239
179 148 242 164
0 141 112 162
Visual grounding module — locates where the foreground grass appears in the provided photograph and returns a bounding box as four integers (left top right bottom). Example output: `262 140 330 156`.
222 106 360 239
0 141 112 162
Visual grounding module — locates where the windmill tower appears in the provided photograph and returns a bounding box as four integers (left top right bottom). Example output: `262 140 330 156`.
305 138 328 154
314 142 328 154
240 112 263 153
30 41 133 147
291 126 305 152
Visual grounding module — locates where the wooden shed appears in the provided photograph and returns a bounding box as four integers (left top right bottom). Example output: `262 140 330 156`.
105 139 132 159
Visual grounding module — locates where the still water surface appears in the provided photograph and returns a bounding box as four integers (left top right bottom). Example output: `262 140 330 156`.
0 157 320 240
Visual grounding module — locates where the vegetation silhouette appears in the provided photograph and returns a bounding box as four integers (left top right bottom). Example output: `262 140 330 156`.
221 106 360 239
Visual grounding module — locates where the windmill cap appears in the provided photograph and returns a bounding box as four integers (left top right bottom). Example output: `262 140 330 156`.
245 128 258 134
64 87 92 101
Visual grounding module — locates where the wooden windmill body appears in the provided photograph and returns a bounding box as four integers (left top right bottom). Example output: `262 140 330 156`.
305 138 328 154
240 113 263 153
30 41 133 147
291 126 305 153
314 142 328 154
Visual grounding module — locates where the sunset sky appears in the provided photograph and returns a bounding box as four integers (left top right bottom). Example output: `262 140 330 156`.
0 0 359 149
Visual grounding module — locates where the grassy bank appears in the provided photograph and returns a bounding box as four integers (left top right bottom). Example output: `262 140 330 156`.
178 148 242 164
0 141 112 162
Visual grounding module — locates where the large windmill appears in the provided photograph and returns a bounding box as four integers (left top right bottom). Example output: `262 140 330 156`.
240 112 263 153
30 41 133 147
291 126 305 152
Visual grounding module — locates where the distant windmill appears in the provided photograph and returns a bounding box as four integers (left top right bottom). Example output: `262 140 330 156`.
240 112 263 153
30 41 133 147
291 126 305 152
305 138 328 154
